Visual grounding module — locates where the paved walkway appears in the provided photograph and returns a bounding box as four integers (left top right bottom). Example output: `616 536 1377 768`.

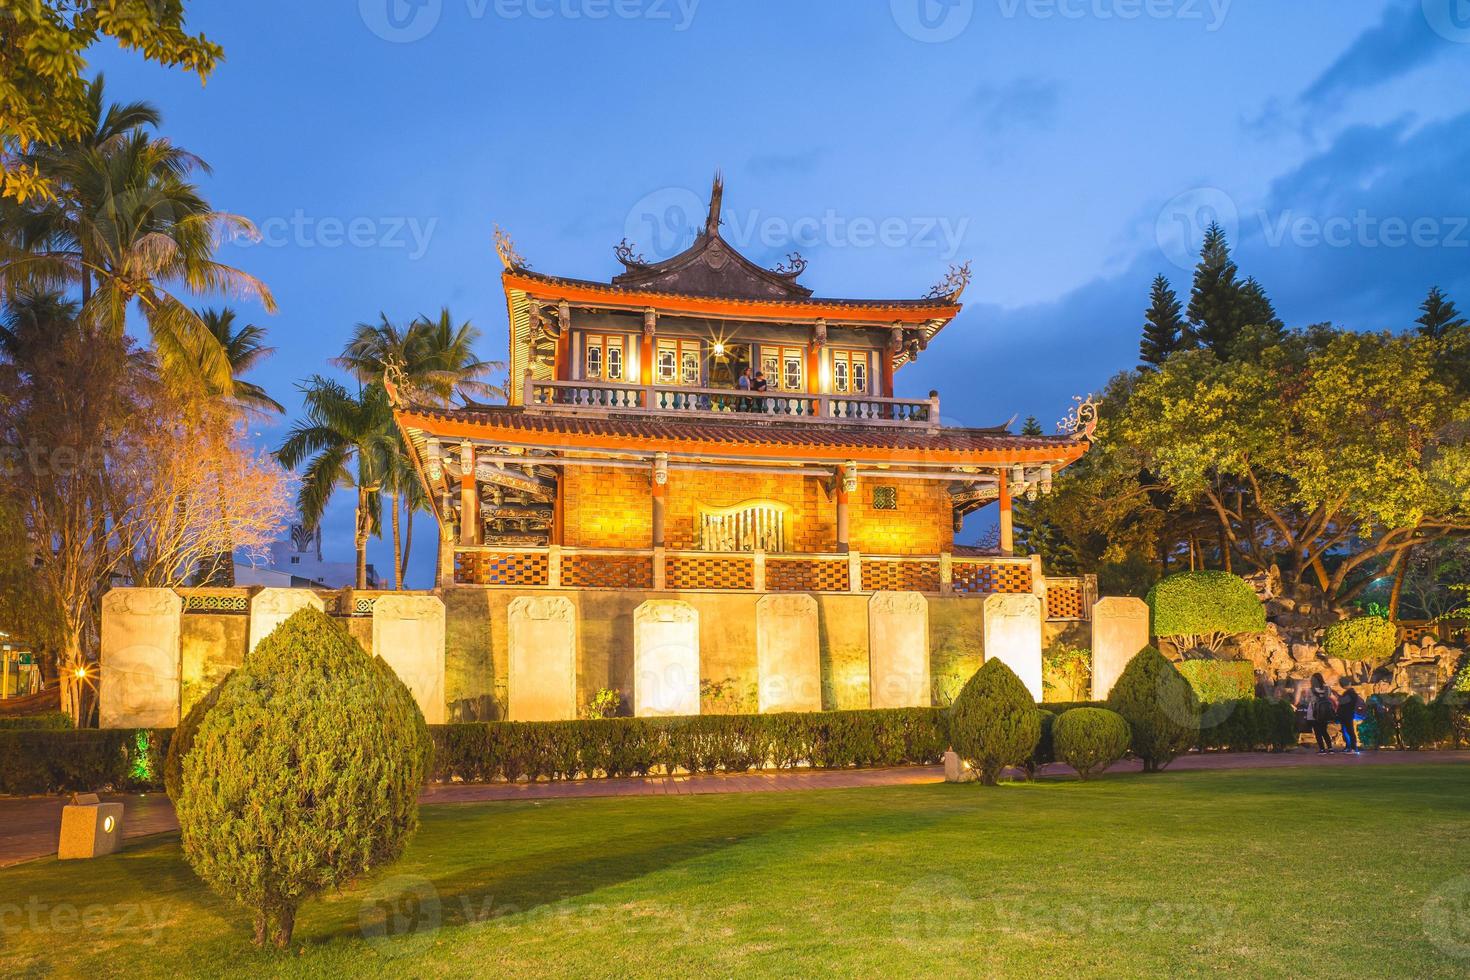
4 749 1467 868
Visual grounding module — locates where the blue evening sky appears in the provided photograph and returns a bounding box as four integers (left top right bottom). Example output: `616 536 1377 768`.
88 1 1470 586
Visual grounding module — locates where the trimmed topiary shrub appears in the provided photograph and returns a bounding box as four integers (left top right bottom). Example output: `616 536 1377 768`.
1400 696 1432 750
177 608 432 948
0 711 73 730
1321 617 1398 664
1146 571 1266 654
1176 659 1256 704
1022 709 1056 780
164 671 233 801
1106 646 1199 772
948 659 1042 785
1054 707 1130 779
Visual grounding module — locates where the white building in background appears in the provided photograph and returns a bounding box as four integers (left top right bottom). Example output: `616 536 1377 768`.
234 524 379 590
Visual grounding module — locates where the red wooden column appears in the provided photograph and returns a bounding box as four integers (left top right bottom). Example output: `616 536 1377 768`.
882 323 901 399
459 441 479 546
835 461 855 553
641 308 656 387
651 452 668 548
555 301 572 381
997 468 1014 556
807 319 826 394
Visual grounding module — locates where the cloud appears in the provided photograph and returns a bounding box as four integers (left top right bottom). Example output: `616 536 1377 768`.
968 77 1062 133
1301 0 1451 108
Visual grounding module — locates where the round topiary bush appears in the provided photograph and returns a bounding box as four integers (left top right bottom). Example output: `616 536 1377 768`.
1321 616 1398 664
947 658 1042 786
176 608 432 948
1146 571 1266 654
1054 707 1131 780
164 671 233 801
1106 646 1200 772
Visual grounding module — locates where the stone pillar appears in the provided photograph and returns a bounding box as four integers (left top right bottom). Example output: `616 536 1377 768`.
633 600 699 716
1091 597 1150 700
371 594 446 724
651 452 667 548
99 588 182 728
507 596 576 721
836 461 856 554
249 587 325 652
869 591 930 708
756 593 822 713
437 525 455 588
459 441 478 546
983 592 1043 701
998 469 1014 556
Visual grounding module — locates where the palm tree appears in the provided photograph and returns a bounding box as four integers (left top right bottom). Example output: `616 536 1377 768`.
274 378 392 590
194 307 283 585
0 76 272 391
335 309 504 587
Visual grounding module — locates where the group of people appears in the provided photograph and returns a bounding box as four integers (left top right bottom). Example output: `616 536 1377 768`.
1301 672 1366 755
735 367 770 392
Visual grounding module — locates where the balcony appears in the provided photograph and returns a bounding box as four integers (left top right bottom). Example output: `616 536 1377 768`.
523 376 939 427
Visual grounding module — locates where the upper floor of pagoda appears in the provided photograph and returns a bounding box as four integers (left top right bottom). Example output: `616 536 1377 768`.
494 175 972 422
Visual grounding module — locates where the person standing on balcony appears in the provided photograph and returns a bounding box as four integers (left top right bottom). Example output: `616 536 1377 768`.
752 370 769 414
736 366 752 412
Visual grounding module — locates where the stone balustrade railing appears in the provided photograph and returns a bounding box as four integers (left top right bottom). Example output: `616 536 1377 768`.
524 375 938 427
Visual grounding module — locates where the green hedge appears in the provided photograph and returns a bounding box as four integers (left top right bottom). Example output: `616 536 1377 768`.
1321 617 1398 663
1177 660 1256 703
0 712 73 731
432 709 949 782
0 729 170 795
1146 571 1265 643
1196 699 1297 752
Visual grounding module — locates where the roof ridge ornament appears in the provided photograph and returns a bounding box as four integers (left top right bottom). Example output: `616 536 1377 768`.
494 225 529 271
1059 393 1099 442
706 170 724 234
772 251 807 278
614 237 649 269
925 260 972 301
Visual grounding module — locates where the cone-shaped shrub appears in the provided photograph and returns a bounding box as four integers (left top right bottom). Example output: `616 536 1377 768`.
948 658 1041 785
177 608 432 948
1054 707 1131 780
164 671 233 801
1106 646 1199 772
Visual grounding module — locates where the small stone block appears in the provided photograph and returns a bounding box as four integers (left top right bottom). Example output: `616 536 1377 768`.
58 802 124 860
943 750 975 783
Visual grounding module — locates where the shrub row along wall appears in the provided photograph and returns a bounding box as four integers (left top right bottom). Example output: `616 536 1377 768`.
0 729 171 795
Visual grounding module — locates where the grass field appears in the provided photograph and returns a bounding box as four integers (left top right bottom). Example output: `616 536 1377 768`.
3 764 1469 978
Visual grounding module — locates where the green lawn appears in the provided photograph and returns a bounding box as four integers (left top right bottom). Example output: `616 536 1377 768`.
4 765 1470 978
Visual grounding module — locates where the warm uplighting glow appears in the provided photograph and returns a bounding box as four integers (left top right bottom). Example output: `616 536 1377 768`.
102 815 115 834
74 667 87 679
712 342 726 357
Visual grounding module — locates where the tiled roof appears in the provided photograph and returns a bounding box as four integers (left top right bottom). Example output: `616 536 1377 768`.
510 268 958 312
396 404 1086 465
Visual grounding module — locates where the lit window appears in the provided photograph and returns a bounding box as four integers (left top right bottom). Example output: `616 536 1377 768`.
682 350 700 386
584 335 624 381
758 346 805 391
657 338 702 386
832 350 869 394
782 351 803 391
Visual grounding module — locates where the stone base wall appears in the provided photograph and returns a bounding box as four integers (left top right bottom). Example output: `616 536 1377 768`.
444 587 988 721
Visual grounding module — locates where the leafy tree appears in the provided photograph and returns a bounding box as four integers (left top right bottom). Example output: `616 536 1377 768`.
274 378 393 589
1 3 220 202
1139 274 1185 368
1106 647 1199 772
1415 286 1466 339
177 608 431 948
1 77 272 390
947 658 1041 785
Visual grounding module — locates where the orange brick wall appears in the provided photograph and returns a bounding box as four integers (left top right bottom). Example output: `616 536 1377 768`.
849 477 953 556
559 465 952 556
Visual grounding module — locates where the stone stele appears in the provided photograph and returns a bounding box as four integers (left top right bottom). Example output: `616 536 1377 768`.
58 799 125 859
1091 596 1150 700
755 593 822 713
633 600 700 717
372 594 447 724
868 591 931 709
99 588 183 729
248 587 325 652
507 595 577 722
983 592 1044 701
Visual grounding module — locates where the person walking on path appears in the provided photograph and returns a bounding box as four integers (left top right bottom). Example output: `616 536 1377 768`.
1337 681 1365 755
1303 673 1338 754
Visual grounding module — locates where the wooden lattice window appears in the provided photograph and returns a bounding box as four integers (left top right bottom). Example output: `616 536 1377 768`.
872 485 898 510
665 555 754 590
698 499 792 553
766 557 850 592
831 349 870 394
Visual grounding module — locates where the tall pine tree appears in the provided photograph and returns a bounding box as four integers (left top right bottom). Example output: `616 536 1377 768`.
1415 286 1467 338
1185 222 1246 358
1139 274 1185 368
